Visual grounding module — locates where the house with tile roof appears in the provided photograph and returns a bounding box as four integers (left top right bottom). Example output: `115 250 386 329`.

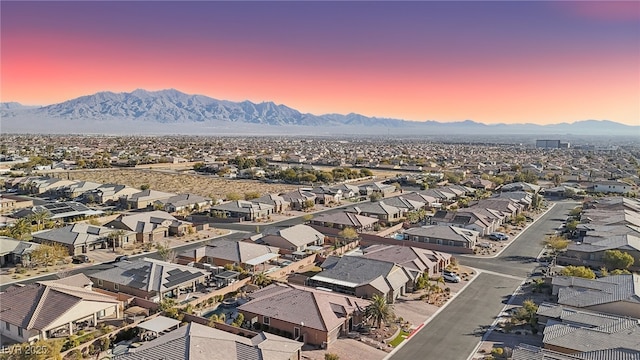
88 258 209 301
536 302 640 358
359 244 451 280
176 239 280 273
251 194 291 213
308 255 412 303
551 274 640 318
212 200 275 221
238 283 369 348
429 209 498 236
0 236 40 267
310 211 379 232
345 201 403 225
278 189 317 211
154 194 212 214
259 224 325 252
402 225 479 251
32 223 136 256
104 210 193 243
80 183 140 205
113 321 303 360
124 189 176 210
560 234 640 272
0 274 121 343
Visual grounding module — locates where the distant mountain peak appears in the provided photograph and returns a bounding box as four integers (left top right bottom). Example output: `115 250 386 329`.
0 89 636 136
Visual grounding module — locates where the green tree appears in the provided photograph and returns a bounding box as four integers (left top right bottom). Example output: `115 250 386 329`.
252 272 272 288
232 313 245 327
140 184 150 191
30 209 51 231
365 294 394 328
302 199 315 210
325 354 340 360
561 266 596 279
9 217 32 240
369 192 383 202
610 269 631 275
602 250 635 270
155 240 175 262
338 227 359 242
543 236 570 253
30 243 68 267
244 191 261 200
565 220 579 232
107 229 127 252
226 192 242 201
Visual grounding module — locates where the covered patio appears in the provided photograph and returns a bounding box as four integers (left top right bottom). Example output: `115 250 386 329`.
245 252 279 273
137 316 180 341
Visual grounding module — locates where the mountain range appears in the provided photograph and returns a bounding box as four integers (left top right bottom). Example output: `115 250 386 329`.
1 89 637 137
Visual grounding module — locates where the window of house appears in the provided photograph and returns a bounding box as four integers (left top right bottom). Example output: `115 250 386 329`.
589 254 596 260
98 279 103 286
114 284 119 291
18 327 23 337
263 316 270 325
294 327 300 339
98 310 105 318
437 239 443 245
5 322 10 331
448 241 454 247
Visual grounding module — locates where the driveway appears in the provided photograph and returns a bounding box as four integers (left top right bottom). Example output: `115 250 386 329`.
301 338 387 360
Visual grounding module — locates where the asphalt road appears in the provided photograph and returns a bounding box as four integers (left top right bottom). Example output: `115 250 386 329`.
389 201 579 360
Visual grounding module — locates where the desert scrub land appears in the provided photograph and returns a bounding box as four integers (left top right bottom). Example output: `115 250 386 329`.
63 169 298 200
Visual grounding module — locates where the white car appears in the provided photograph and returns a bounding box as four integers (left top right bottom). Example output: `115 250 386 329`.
442 272 461 283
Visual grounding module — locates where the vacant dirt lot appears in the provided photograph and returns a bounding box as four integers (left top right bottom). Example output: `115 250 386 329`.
62 169 298 200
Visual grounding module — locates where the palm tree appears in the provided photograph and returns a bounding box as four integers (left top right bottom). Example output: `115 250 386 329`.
10 218 32 240
29 209 51 231
366 294 394 328
252 272 272 288
107 229 127 252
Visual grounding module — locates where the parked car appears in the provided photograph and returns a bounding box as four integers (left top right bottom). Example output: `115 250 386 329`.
443 272 461 283
478 242 493 249
488 232 509 241
115 255 129 262
72 255 90 264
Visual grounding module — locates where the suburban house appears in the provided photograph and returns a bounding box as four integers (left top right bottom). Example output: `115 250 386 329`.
308 186 342 204
401 192 439 209
559 234 640 271
104 211 193 243
382 196 426 214
113 322 303 360
176 239 280 272
238 283 369 348
551 274 640 318
429 210 497 236
61 181 102 199
89 258 209 302
536 302 640 356
212 200 275 221
124 189 176 210
81 184 140 205
496 191 533 210
330 184 360 199
345 201 403 225
0 274 121 343
500 182 541 193
470 198 523 218
592 180 635 194
259 224 325 253
0 195 34 214
359 244 451 281
358 182 396 196
310 211 379 232
25 177 77 195
308 255 412 303
279 189 317 210
402 225 479 251
251 194 290 213
154 194 212 213
13 202 104 223
463 178 495 190
0 237 40 267
32 223 136 256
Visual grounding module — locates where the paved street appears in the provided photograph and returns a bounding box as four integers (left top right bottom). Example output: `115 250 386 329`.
389 201 579 360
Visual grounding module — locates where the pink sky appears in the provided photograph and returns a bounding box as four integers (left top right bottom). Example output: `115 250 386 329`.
1 1 638 125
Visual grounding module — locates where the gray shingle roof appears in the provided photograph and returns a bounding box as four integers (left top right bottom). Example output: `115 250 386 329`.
553 274 640 308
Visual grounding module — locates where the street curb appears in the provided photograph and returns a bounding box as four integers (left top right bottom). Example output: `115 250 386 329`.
383 270 481 360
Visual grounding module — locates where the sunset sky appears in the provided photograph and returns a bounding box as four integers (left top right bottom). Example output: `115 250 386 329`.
1 1 639 125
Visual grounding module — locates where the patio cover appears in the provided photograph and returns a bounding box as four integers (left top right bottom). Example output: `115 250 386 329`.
137 316 180 334
245 252 278 266
307 246 324 252
215 270 240 280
